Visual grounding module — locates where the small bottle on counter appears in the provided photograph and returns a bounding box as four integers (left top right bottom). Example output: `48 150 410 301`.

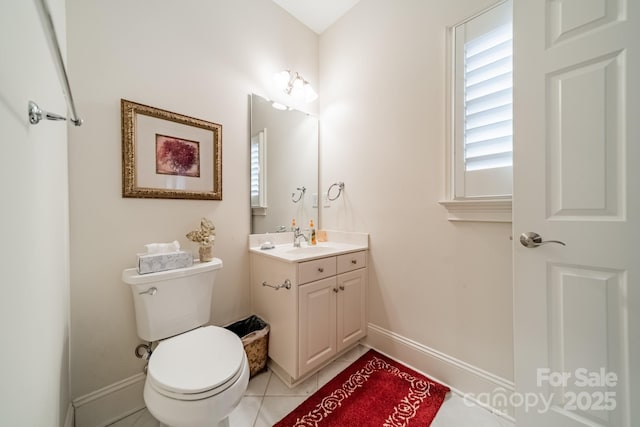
309 219 317 245
291 218 296 231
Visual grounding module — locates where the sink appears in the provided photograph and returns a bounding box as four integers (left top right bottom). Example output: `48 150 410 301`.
285 246 336 255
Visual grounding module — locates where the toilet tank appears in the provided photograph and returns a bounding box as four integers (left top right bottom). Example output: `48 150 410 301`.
122 259 223 342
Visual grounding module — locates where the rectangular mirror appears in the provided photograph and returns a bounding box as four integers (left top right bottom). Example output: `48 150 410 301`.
250 94 319 234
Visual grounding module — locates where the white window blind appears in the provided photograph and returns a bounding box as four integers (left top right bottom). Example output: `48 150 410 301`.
453 0 513 199
250 142 260 200
250 129 267 208
464 22 512 172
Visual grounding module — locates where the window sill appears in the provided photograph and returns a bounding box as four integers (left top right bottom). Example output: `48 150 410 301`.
439 199 512 223
252 207 268 216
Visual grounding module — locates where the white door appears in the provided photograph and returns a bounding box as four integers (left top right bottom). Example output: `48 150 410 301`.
513 1 638 426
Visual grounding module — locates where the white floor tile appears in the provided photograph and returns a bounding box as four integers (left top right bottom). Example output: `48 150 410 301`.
245 370 271 396
253 395 308 427
499 416 516 427
336 344 369 363
108 408 159 427
431 394 514 427
228 396 263 427
264 371 318 396
317 360 351 388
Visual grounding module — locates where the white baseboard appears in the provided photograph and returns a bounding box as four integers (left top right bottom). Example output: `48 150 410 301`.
365 323 515 420
73 373 146 427
64 404 74 427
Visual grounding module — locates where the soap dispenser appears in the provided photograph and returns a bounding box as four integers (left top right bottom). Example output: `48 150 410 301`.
309 219 317 245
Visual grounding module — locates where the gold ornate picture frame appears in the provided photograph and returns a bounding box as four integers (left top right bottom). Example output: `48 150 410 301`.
121 99 222 200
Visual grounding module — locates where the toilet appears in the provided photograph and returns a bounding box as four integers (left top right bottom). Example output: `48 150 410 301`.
122 259 249 427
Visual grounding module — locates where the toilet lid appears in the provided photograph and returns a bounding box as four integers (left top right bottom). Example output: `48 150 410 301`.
147 326 245 396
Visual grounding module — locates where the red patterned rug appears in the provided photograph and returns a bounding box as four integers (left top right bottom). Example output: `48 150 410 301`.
274 349 450 427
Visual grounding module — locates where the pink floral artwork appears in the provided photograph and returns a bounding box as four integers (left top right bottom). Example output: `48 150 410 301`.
155 134 200 177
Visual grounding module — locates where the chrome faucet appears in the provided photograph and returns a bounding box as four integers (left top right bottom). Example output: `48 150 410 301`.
293 227 308 247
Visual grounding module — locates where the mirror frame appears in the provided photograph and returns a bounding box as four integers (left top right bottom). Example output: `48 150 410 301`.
249 94 319 234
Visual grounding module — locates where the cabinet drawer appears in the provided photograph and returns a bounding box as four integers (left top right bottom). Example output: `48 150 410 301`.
337 251 366 274
299 257 337 284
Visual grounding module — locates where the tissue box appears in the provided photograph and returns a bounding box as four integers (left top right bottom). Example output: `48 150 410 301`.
137 251 193 274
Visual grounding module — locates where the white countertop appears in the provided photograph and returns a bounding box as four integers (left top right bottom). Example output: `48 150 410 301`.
249 231 368 263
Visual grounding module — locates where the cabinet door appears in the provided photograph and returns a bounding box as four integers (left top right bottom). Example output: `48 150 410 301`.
336 269 366 353
298 277 337 376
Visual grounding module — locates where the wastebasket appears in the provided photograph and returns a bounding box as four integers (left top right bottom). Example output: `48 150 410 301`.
225 315 269 377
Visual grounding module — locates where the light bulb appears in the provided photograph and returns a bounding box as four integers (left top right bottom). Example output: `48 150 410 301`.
292 75 304 91
303 83 318 103
273 70 291 92
273 69 318 103
271 102 288 110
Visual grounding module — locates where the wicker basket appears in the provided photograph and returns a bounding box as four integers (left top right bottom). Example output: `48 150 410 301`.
226 316 269 377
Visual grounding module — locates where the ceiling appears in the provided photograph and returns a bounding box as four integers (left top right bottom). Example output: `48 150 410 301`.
270 0 361 34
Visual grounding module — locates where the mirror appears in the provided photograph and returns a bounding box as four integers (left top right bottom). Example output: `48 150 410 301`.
250 94 318 234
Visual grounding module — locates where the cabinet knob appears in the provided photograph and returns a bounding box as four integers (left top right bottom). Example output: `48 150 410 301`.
339 285 345 291
351 259 357 264
333 287 338 293
318 267 324 273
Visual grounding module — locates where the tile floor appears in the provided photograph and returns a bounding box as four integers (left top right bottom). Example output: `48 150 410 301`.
109 346 514 427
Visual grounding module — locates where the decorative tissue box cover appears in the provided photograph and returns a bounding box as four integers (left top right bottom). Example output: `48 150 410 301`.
137 251 193 274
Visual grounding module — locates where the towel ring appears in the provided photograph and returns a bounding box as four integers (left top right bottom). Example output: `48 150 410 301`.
327 182 344 201
291 186 306 203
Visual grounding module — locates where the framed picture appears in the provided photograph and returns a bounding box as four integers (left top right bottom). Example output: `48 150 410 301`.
121 99 222 200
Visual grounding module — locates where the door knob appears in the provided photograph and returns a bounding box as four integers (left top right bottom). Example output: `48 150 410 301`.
519 232 566 248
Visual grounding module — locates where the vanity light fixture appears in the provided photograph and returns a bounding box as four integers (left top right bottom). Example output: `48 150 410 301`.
273 70 318 103
271 101 289 111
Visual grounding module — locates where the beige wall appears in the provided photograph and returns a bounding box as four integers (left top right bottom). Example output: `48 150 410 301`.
66 0 318 398
319 0 514 381
0 0 71 425
66 0 514 406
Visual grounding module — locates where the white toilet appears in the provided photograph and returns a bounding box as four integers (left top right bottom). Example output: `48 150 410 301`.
122 259 249 427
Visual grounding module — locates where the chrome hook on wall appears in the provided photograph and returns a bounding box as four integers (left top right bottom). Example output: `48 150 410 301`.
327 182 344 201
291 186 306 203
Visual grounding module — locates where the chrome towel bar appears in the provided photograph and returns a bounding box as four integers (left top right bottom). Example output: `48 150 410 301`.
262 279 292 291
30 0 82 126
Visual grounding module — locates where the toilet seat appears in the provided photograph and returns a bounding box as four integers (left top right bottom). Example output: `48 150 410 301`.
147 326 246 401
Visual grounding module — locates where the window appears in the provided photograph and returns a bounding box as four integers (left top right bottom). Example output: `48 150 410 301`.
442 0 513 222
251 128 267 214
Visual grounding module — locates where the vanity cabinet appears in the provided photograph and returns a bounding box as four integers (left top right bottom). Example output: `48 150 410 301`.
250 249 367 386
298 252 366 376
